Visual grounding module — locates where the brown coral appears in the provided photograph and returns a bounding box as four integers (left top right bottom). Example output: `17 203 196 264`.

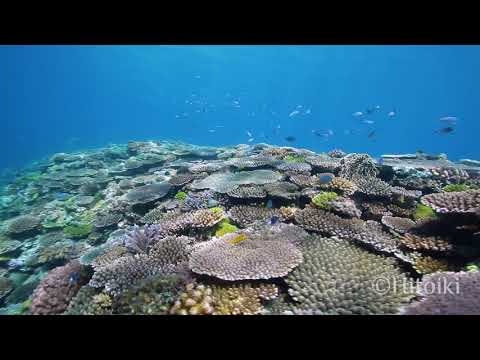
381 216 416 234
320 176 357 196
399 233 454 253
421 190 480 213
169 283 215 315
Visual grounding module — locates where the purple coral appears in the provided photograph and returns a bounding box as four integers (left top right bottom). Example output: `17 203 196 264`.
30 260 89 315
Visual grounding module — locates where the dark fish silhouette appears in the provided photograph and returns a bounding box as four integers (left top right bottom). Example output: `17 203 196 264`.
435 126 455 134
285 136 296 142
368 131 376 139
270 215 280 225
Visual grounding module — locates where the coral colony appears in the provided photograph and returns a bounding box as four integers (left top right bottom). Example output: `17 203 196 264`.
0 140 480 315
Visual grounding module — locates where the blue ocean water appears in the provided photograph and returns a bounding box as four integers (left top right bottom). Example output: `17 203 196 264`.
1 45 479 172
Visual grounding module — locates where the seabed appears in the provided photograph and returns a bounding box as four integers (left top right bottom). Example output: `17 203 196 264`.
0 140 479 315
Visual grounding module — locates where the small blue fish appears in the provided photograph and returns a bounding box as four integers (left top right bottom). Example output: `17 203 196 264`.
266 199 273 209
270 215 279 225
317 173 335 185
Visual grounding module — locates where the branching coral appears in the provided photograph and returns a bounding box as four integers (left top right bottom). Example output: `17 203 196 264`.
65 286 113 315
168 174 194 187
329 198 362 218
285 236 415 315
398 233 454 253
410 253 452 275
305 156 341 172
228 205 294 226
227 185 267 199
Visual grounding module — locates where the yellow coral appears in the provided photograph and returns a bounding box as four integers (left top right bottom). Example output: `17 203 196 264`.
169 283 215 315
228 233 248 245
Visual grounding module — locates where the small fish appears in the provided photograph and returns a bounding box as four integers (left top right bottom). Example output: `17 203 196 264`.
439 116 458 125
289 110 300 118
270 215 280 225
208 130 216 133
285 136 296 142
352 111 364 117
266 199 273 208
296 105 303 109
368 131 376 138
194 75 201 79
388 111 396 117
375 105 381 110
248 138 255 142
246 131 253 138
304 109 311 115
435 126 455 134
362 120 375 124
312 129 333 137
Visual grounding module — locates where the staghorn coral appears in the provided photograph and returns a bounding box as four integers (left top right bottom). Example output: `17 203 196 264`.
339 153 378 179
6 215 40 237
188 232 303 281
285 236 415 315
401 271 480 315
381 216 416 234
319 176 357 196
226 185 267 199
148 236 193 266
122 225 160 254
30 260 89 315
169 283 215 315
421 190 480 213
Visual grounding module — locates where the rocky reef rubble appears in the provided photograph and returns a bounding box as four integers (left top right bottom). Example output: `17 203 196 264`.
0 140 479 315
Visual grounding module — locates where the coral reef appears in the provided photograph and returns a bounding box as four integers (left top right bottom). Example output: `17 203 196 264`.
285 236 415 314
1 140 478 315
421 190 480 213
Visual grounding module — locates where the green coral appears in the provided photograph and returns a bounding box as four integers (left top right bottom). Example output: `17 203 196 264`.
63 223 93 239
442 184 471 192
413 204 437 221
312 192 338 210
209 207 224 215
284 155 306 163
465 261 480 272
214 219 238 237
175 191 188 202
